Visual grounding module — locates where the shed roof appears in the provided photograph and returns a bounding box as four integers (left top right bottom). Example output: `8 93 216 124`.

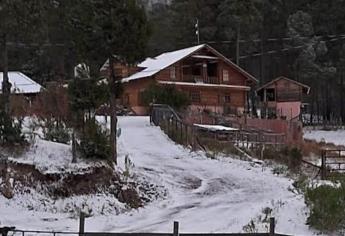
0 72 42 94
121 44 257 83
256 76 311 94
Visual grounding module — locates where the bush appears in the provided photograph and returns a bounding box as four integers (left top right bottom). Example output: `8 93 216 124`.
43 119 70 144
261 146 302 171
305 183 345 232
77 120 111 160
0 111 25 146
142 83 190 109
289 147 302 170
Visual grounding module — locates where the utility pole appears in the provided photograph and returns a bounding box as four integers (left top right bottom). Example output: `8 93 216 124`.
260 30 265 84
236 22 240 66
195 18 200 44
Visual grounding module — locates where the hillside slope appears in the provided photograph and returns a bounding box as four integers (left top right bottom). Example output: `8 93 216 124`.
0 116 315 235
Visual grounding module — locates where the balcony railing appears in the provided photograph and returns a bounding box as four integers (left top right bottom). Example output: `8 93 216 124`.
204 76 218 84
182 74 219 84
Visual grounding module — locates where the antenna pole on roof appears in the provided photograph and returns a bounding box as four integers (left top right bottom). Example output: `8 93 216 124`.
195 18 200 45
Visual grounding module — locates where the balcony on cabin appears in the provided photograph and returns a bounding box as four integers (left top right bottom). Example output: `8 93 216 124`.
181 54 220 85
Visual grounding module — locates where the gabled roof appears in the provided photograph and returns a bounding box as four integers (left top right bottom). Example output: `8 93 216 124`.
0 72 42 94
121 44 258 83
256 76 310 94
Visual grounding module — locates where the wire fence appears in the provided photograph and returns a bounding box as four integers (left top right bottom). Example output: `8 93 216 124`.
1 218 291 236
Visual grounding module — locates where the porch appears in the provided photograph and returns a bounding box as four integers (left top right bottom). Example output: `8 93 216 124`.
180 54 221 84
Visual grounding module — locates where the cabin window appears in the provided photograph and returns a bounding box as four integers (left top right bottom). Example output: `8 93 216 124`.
224 94 231 103
207 63 217 77
223 69 229 82
170 66 176 80
192 66 201 75
190 91 201 103
266 88 276 102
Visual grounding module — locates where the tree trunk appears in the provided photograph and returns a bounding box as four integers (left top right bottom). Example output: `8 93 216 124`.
341 69 344 124
109 56 117 165
2 34 11 114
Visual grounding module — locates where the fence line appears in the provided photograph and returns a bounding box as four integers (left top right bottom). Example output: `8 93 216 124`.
2 217 291 236
150 104 286 151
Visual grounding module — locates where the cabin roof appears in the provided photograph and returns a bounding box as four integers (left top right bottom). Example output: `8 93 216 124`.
0 72 42 94
256 76 311 94
121 44 258 83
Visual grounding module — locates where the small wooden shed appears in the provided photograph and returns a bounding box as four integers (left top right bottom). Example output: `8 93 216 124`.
256 76 310 120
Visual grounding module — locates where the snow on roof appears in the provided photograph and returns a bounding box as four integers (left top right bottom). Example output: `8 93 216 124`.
194 124 238 131
0 72 42 94
121 44 205 83
158 81 251 90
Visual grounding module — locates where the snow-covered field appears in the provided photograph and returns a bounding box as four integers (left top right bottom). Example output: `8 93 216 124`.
0 117 316 235
304 129 345 146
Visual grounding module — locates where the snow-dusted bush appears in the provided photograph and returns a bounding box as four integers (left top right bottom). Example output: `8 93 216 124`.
77 120 111 160
0 110 25 146
42 119 70 144
305 182 345 232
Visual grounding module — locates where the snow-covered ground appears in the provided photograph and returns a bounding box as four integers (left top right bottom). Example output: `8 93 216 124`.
0 117 316 235
7 139 106 174
304 129 345 146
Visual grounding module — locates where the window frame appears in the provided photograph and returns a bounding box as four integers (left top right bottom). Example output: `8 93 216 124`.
170 66 176 80
222 69 229 82
190 90 201 103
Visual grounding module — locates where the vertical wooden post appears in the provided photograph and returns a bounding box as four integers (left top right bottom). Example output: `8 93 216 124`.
180 122 183 143
173 221 179 236
185 125 188 145
321 150 326 180
269 217 275 236
79 212 85 236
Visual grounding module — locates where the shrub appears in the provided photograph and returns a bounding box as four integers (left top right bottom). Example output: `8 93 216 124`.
288 147 302 170
43 119 70 144
261 146 303 171
77 120 111 160
142 83 190 109
0 111 25 146
305 183 345 232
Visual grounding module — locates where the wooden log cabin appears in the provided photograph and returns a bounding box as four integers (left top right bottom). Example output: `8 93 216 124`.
256 76 310 120
101 44 258 115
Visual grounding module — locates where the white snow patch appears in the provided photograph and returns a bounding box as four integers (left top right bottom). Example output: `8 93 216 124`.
194 124 238 131
304 129 345 146
0 71 42 94
121 45 204 82
7 139 106 174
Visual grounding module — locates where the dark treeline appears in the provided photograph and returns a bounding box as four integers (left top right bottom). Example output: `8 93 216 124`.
0 0 149 83
147 0 345 123
1 0 345 123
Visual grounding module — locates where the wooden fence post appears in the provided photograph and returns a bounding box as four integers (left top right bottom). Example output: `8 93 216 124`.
180 122 183 143
321 150 326 180
173 221 179 236
79 212 85 236
269 217 275 236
